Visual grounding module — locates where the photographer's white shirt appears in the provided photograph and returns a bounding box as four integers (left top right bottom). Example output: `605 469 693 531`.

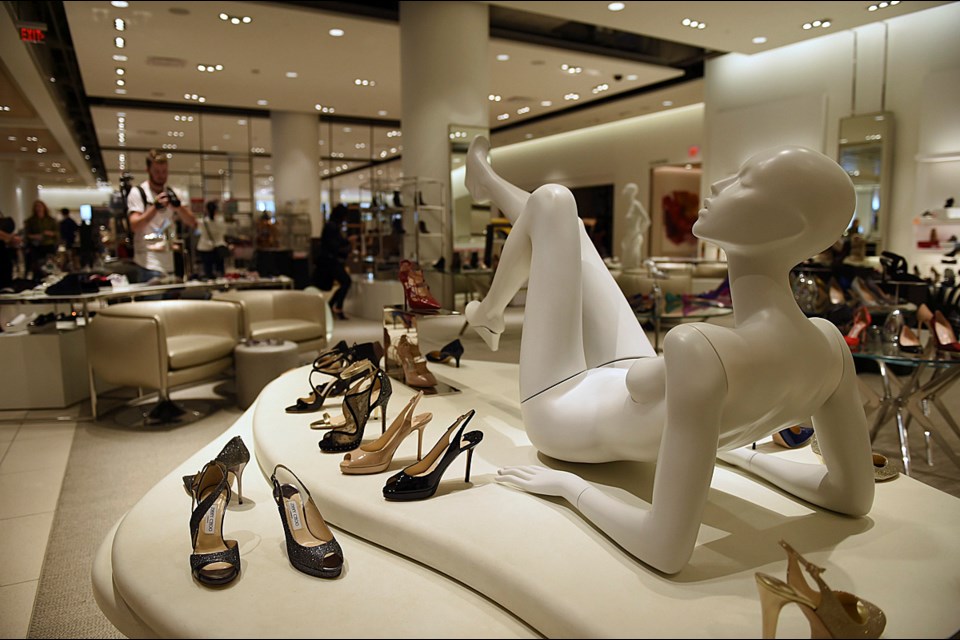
127 181 177 274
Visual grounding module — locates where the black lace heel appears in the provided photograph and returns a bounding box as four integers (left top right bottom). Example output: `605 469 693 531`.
382 409 483 501
270 464 344 578
182 435 250 504
318 367 392 453
189 461 240 586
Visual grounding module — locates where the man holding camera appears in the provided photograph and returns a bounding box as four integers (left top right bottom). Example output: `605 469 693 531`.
126 149 197 282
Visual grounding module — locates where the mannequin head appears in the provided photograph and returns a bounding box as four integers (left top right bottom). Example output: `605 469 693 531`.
622 183 638 199
694 146 854 264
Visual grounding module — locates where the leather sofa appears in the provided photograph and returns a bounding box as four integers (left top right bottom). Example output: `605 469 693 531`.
212 289 328 356
86 299 240 421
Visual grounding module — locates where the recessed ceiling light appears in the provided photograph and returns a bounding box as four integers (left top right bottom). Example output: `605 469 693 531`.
626 74 638 81
377 110 388 116
114 36 125 48
112 54 127 62
111 1 129 7
114 18 125 31
286 71 298 78
496 54 510 61
803 19 832 30
752 36 767 44
681 18 707 29
257 99 268 106
607 2 625 11
116 67 124 75
540 100 552 107
329 28 344 37
662 100 673 107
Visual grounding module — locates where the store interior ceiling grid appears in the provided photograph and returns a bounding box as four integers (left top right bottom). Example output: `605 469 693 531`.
0 0 952 195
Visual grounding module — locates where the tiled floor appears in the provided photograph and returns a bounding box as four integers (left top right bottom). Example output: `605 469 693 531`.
0 409 80 639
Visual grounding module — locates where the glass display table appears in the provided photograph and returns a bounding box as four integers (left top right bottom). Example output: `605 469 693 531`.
852 344 960 475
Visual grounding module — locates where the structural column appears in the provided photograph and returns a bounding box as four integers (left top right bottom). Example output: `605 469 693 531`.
399 0 489 274
18 176 38 224
0 160 18 225
270 111 323 237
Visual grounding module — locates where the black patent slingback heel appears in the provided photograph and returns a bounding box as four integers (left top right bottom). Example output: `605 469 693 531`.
382 409 483 501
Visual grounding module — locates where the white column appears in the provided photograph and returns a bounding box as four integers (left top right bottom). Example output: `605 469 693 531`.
270 111 323 236
399 0 489 255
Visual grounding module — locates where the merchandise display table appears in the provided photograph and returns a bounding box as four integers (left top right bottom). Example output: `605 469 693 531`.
93 361 960 638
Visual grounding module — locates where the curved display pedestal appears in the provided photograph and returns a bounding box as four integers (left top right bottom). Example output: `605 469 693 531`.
94 361 960 638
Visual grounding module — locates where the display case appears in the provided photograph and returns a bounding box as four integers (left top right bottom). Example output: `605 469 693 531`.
359 179 405 278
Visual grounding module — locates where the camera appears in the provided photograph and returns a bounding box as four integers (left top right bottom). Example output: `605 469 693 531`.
165 187 181 208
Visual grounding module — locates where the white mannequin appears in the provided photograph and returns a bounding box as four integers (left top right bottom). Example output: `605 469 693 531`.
620 182 650 270
464 137 875 574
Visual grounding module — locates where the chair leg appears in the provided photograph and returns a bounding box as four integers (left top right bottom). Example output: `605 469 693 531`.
88 365 98 420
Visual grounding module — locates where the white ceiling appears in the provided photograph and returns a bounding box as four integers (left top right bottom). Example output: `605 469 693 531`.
0 0 953 192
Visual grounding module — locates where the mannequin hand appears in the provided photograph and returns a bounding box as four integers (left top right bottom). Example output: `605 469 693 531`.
496 465 588 503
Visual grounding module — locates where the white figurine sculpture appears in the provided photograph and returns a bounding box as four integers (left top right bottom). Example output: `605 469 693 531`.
620 182 650 270
464 137 875 574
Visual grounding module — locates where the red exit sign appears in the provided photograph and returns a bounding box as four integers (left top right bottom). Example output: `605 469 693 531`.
18 21 47 44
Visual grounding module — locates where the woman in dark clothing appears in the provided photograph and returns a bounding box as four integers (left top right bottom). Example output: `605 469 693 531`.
315 204 352 320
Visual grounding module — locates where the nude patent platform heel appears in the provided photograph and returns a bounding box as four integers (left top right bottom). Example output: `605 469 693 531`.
754 540 886 639
340 391 433 475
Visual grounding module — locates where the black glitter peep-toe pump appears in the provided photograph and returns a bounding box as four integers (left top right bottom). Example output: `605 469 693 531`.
270 464 343 578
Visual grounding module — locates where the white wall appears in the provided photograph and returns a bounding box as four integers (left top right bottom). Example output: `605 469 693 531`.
489 104 704 262
34 186 113 212
703 2 960 273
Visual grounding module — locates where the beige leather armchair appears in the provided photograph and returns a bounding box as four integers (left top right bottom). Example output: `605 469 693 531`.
86 300 240 422
212 289 328 356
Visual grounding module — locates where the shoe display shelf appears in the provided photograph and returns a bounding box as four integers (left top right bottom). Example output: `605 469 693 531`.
94 360 960 638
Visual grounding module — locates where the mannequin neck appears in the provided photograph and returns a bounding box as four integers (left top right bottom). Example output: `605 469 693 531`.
726 254 803 325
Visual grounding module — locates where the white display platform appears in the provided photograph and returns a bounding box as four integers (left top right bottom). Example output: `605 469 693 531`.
94 360 960 638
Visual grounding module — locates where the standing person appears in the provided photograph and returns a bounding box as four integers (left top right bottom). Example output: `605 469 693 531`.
0 209 21 290
126 149 197 282
24 200 58 279
314 204 352 320
196 201 229 279
59 208 79 271
463 137 875 574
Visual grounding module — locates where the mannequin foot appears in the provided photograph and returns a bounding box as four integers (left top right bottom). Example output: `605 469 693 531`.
465 300 503 352
465 137 493 203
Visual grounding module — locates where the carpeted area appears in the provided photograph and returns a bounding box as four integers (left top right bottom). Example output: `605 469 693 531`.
26 386 243 639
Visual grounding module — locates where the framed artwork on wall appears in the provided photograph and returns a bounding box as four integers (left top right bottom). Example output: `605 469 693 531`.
649 164 702 258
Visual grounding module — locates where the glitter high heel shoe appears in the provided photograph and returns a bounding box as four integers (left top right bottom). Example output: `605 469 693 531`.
270 464 344 578
182 435 250 504
754 540 886 639
340 391 433 475
188 461 241 586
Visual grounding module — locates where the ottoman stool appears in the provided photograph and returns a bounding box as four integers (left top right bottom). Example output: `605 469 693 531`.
234 339 299 409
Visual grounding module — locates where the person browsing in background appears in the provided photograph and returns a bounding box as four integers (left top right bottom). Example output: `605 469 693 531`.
126 149 197 282
59 208 79 271
24 200 58 279
314 203 353 320
196 200 229 279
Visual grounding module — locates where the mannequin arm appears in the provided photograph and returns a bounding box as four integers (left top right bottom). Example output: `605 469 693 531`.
718 332 874 516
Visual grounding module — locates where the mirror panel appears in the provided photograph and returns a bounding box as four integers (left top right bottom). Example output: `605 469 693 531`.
838 111 894 254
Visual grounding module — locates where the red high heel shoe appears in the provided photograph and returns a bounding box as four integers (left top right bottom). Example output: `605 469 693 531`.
398 260 441 311
844 306 871 349
931 309 960 353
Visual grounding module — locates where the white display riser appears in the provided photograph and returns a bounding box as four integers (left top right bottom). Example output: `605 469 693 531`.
342 275 403 321
0 328 89 410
